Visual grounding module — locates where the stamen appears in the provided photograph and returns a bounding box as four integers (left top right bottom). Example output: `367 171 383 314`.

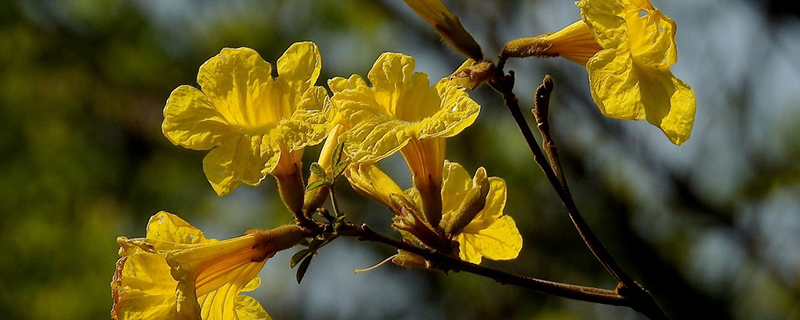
353 254 398 274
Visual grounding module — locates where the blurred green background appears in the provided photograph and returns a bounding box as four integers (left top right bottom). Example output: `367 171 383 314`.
2 0 800 319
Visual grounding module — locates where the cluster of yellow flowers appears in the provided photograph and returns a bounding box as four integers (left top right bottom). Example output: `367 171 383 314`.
112 0 695 318
113 42 520 319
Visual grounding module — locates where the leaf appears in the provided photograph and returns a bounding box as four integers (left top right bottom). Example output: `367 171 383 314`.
306 180 329 191
333 214 347 230
333 142 345 167
310 162 329 180
333 160 349 180
307 237 325 250
296 255 314 284
290 248 312 268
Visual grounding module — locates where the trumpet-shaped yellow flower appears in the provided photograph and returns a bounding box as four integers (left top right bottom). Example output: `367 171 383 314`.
330 52 480 227
111 211 306 320
162 43 329 196
503 0 695 145
400 162 521 263
580 0 696 145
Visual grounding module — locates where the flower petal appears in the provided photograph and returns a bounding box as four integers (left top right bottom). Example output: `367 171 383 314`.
587 48 695 144
197 262 266 320
414 79 479 139
112 254 191 320
579 0 676 67
578 0 627 49
240 277 261 293
462 177 506 234
459 215 522 264
234 296 272 320
277 86 331 152
644 68 695 145
367 53 444 123
197 47 277 127
202 135 274 196
163 85 233 150
440 161 472 215
346 118 413 163
401 0 454 26
328 75 369 94
367 53 417 115
145 211 208 245
332 73 411 163
277 42 321 94
624 6 677 67
339 93 414 163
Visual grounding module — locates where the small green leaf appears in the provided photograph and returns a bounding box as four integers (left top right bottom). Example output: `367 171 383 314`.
290 249 312 268
333 214 347 230
306 180 329 191
296 255 314 284
310 162 329 180
307 237 325 250
333 160 349 180
333 142 346 167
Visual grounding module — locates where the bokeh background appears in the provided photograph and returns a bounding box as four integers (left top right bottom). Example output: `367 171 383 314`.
2 0 799 319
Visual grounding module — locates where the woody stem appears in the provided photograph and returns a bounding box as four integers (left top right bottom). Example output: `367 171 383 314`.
337 223 628 306
488 71 669 320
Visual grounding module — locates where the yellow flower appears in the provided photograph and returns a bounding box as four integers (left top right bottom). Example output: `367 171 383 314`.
437 161 522 264
503 0 696 145
162 43 329 197
111 212 307 320
330 52 480 227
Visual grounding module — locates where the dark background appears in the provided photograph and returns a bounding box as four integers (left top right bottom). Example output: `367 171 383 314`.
1 0 799 319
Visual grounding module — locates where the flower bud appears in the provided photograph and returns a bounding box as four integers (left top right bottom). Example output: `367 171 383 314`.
442 167 490 235
401 0 483 60
449 59 495 90
303 124 346 214
392 250 431 269
275 166 305 215
272 147 306 215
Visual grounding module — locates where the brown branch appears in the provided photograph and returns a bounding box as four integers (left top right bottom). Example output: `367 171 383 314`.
487 72 669 320
337 223 628 306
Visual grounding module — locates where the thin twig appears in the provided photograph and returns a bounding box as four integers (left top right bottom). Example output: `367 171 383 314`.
488 72 669 320
531 76 567 190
